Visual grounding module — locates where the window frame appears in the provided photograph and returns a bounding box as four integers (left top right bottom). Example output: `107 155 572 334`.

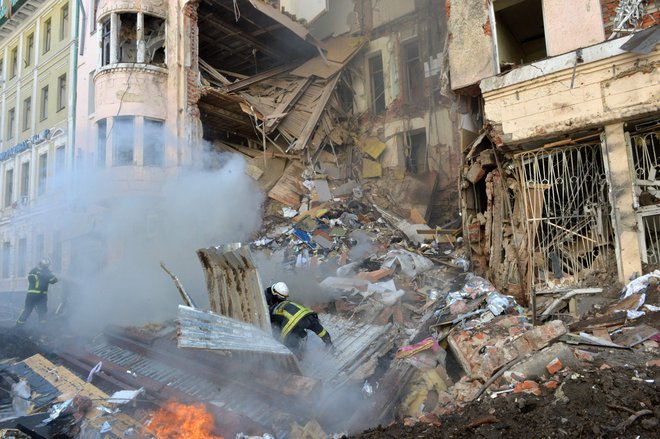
7 107 16 140
40 85 49 121
43 18 52 54
26 33 34 67
368 52 386 115
57 74 67 111
60 3 70 41
22 97 32 132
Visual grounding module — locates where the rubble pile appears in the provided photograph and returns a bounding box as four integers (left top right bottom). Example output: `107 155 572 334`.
1 184 659 438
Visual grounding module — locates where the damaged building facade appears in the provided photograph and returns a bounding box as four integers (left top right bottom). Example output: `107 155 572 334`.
0 0 76 294
182 0 463 227
448 0 660 307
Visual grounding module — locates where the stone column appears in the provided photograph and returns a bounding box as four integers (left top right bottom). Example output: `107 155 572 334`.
137 13 145 63
602 123 642 283
110 13 119 64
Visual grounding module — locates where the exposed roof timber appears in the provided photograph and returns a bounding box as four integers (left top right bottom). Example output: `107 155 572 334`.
198 0 319 75
247 0 323 48
198 12 283 61
293 74 341 151
223 64 294 92
266 78 313 134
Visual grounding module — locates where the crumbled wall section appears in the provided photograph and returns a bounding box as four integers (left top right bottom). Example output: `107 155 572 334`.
184 0 200 112
600 0 660 37
447 0 496 91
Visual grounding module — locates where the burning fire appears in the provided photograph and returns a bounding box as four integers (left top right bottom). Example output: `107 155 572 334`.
149 402 224 439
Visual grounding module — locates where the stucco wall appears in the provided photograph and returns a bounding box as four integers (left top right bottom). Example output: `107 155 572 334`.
94 66 168 121
447 0 496 90
371 0 415 29
543 0 605 57
482 42 660 145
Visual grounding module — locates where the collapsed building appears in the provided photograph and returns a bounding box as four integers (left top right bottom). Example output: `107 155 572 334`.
448 0 660 311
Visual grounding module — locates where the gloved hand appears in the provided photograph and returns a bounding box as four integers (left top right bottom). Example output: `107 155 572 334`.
321 332 333 348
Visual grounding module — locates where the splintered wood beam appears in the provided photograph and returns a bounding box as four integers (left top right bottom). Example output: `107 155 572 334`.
293 75 340 151
198 12 282 61
199 101 253 126
266 78 312 134
223 64 293 92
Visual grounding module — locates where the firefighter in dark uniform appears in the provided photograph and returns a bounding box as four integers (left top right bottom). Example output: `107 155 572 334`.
266 282 332 357
16 258 58 326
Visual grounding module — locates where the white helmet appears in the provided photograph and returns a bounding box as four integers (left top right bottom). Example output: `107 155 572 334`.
39 257 51 268
271 282 289 300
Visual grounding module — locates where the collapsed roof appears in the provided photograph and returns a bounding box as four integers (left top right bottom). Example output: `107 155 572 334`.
196 1 365 161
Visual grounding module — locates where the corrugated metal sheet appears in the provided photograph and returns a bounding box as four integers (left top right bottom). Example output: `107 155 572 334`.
302 314 394 386
197 244 270 331
88 341 295 438
177 305 293 356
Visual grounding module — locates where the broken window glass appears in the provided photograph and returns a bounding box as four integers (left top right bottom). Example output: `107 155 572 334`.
144 15 166 65
403 41 424 104
119 13 138 63
406 130 428 174
493 0 547 70
369 53 386 114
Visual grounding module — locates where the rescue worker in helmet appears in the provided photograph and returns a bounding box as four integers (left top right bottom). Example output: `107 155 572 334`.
265 282 332 357
16 258 58 326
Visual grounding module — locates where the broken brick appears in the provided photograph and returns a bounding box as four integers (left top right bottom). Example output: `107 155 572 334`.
514 380 540 395
418 413 442 427
546 358 563 375
544 380 559 390
600 363 612 370
573 349 595 363
645 359 660 367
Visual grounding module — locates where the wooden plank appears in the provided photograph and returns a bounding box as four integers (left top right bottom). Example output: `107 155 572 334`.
268 161 304 207
592 328 613 343
611 324 660 348
266 78 312 134
294 75 340 151
223 64 293 92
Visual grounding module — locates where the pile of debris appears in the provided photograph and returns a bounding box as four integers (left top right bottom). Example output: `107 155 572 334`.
1 183 659 438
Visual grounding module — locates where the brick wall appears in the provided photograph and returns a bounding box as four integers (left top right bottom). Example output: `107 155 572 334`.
601 0 660 38
184 0 201 113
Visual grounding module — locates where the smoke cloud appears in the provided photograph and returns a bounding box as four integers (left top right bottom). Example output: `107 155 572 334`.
40 140 264 331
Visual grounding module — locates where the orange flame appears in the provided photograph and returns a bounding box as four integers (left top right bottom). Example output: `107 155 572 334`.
150 402 224 439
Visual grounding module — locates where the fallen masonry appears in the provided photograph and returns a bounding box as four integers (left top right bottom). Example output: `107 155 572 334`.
0 194 659 438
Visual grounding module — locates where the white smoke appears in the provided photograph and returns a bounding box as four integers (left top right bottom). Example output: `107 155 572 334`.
43 143 264 330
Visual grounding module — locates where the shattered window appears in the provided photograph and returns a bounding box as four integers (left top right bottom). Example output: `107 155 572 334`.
144 15 166 65
2 242 10 279
493 0 546 69
143 118 165 167
403 41 424 103
101 19 111 66
112 116 135 166
118 13 138 63
368 53 386 114
406 130 428 174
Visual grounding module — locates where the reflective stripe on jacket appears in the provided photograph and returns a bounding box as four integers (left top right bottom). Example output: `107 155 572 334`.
272 301 313 342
